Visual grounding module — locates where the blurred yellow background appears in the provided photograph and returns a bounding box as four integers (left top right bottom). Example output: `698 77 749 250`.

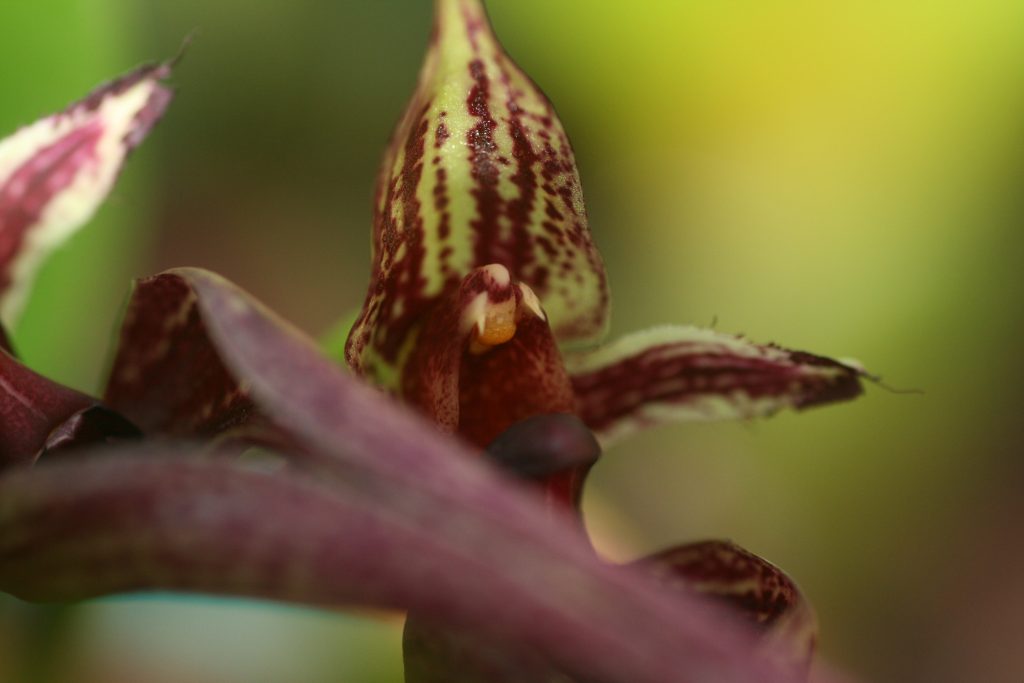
2 1 1023 681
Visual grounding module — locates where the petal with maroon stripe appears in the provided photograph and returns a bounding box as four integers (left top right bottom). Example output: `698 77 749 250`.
346 0 609 388
567 325 866 445
0 63 173 326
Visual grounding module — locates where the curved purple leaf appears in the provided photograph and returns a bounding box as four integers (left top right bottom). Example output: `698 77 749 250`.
3 267 829 681
174 267 805 682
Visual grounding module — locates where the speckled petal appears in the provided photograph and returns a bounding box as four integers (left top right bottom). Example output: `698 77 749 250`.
103 272 260 439
635 540 819 676
346 0 609 388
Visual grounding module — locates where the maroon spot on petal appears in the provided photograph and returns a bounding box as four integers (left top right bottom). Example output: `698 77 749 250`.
435 121 450 148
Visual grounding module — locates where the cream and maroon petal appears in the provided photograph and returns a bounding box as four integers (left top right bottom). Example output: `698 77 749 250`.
566 325 867 446
345 0 609 386
0 63 173 327
634 540 818 675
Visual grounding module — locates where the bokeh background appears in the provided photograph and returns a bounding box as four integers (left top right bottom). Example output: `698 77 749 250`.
2 1 1024 681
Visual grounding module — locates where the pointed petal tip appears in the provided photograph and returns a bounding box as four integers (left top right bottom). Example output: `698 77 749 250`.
0 60 175 327
569 325 868 444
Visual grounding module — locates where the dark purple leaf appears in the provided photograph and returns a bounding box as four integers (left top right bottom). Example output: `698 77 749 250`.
40 405 142 458
175 267 806 683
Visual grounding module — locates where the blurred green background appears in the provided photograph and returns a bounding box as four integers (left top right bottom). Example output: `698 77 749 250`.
2 1 1024 681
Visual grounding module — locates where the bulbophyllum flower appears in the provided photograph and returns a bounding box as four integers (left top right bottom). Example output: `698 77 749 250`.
0 2 870 682
341 1 863 678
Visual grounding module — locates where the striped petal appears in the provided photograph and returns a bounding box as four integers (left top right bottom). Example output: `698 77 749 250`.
346 0 609 388
634 541 818 676
567 326 867 445
0 63 173 327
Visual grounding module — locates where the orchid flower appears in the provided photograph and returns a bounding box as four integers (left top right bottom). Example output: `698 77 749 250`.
0 2 871 682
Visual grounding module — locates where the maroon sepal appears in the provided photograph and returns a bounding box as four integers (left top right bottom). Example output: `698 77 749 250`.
634 540 818 676
0 62 174 326
104 273 260 439
0 347 93 469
